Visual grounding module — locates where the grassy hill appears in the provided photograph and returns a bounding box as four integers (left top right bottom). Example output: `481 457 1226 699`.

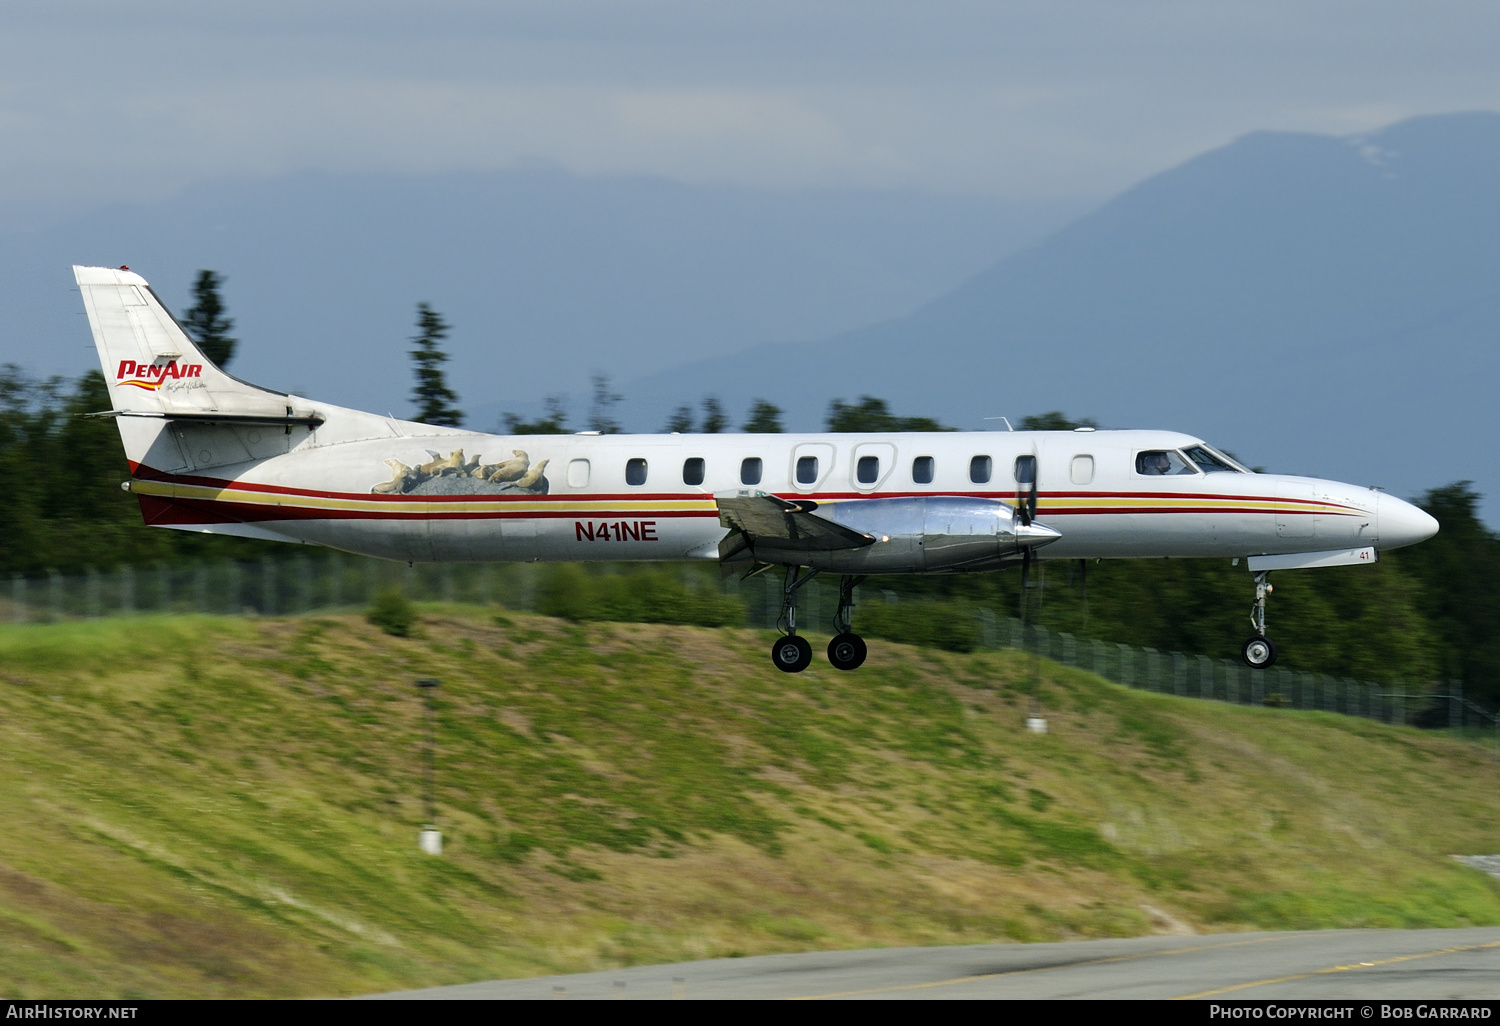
1 608 1499 998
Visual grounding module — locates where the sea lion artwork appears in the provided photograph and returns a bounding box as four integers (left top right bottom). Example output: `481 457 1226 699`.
371 449 550 495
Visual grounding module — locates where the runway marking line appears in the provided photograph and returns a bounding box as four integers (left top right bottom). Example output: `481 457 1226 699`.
788 936 1281 1000
1173 939 1500 1000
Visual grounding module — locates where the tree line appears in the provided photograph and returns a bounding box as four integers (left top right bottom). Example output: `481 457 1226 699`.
7 273 1495 705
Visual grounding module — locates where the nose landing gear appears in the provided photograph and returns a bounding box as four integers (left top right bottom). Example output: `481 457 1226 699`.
1241 570 1278 669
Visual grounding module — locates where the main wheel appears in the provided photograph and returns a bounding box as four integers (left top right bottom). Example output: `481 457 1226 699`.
1241 635 1278 669
771 635 813 673
827 632 867 671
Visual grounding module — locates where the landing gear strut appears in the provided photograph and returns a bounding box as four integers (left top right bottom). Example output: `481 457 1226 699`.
770 566 817 673
1241 570 1278 669
827 575 867 671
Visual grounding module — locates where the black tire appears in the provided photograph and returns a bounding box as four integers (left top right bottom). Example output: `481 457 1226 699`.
771 635 813 673
1242 635 1278 669
827 632 867 671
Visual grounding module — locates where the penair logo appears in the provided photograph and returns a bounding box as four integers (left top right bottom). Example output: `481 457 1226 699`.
115 359 203 391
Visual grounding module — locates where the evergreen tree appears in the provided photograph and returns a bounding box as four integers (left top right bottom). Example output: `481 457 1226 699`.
587 373 621 434
1020 411 1099 430
181 270 237 367
503 397 570 434
664 404 695 433
700 396 728 433
743 398 783 433
826 396 950 432
409 303 463 427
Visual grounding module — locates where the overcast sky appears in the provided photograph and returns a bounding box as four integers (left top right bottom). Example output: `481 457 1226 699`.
6 1 1500 214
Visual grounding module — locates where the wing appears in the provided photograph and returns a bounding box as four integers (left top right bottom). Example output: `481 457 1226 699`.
715 493 873 569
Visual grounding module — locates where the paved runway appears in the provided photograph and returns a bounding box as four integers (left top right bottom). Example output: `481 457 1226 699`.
371 927 1500 1000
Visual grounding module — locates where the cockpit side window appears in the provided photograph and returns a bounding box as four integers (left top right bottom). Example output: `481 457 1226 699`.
1135 450 1197 476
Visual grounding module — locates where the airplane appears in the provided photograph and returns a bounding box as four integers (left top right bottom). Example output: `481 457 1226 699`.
74 265 1440 674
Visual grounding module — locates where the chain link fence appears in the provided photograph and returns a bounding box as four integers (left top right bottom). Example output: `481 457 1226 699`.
4 556 1491 736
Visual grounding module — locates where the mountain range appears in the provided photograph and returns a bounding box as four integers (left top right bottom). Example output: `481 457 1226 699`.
629 112 1500 522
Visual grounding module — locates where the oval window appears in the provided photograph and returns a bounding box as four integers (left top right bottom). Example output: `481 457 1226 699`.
796 455 819 484
1070 454 1094 485
912 455 934 484
683 457 705 486
1014 454 1036 485
566 459 591 488
856 455 879 485
741 457 762 486
970 455 992 484
626 458 647 486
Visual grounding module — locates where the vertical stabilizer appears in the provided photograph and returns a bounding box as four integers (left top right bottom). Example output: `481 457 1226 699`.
74 265 289 418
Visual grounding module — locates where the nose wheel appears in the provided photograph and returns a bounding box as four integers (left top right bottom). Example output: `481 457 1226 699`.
1241 569 1278 669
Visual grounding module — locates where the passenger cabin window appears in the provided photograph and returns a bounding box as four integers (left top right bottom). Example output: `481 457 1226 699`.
970 455 992 484
566 458 591 488
1184 445 1239 473
796 456 820 485
1070 455 1095 485
626 458 648 486
741 457 763 486
1135 450 1197 476
856 455 880 485
912 455 934 484
1014 454 1036 485
682 457 705 486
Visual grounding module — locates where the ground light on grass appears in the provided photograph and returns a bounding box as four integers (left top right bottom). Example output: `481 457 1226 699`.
0 608 1498 997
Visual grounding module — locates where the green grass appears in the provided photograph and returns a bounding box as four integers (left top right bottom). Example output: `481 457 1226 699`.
1 608 1499 997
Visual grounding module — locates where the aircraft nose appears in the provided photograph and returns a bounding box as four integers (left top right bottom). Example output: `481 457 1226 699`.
1376 492 1439 551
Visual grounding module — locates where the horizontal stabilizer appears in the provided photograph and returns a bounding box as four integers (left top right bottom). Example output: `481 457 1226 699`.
89 408 326 428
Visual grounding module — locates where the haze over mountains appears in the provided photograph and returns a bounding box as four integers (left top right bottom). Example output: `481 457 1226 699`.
1 112 1496 521
0 170 1074 418
632 112 1500 521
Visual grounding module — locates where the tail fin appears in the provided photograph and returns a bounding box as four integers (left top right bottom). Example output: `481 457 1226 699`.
74 265 330 469
75 265 289 415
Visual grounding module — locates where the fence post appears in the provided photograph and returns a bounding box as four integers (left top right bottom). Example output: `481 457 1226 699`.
295 554 312 613
158 562 171 614
979 607 997 649
1061 632 1076 667
1172 652 1187 696
1094 638 1107 678
262 557 277 615
11 573 24 624
85 566 100 619
225 560 241 615
1198 655 1212 700
1452 679 1463 731
1118 643 1134 686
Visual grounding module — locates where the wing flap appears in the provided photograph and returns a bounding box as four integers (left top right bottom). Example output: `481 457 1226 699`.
715 494 874 559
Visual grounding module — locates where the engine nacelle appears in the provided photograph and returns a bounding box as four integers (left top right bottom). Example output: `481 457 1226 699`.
752 496 1060 574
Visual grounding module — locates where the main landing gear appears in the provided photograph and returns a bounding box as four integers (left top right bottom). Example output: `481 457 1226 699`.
1241 570 1279 670
769 569 868 673
827 574 868 671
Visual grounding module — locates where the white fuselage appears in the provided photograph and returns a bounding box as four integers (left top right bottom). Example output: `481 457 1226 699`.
125 413 1436 569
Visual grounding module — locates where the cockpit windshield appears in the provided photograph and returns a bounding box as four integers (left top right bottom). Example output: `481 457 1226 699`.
1184 445 1246 474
